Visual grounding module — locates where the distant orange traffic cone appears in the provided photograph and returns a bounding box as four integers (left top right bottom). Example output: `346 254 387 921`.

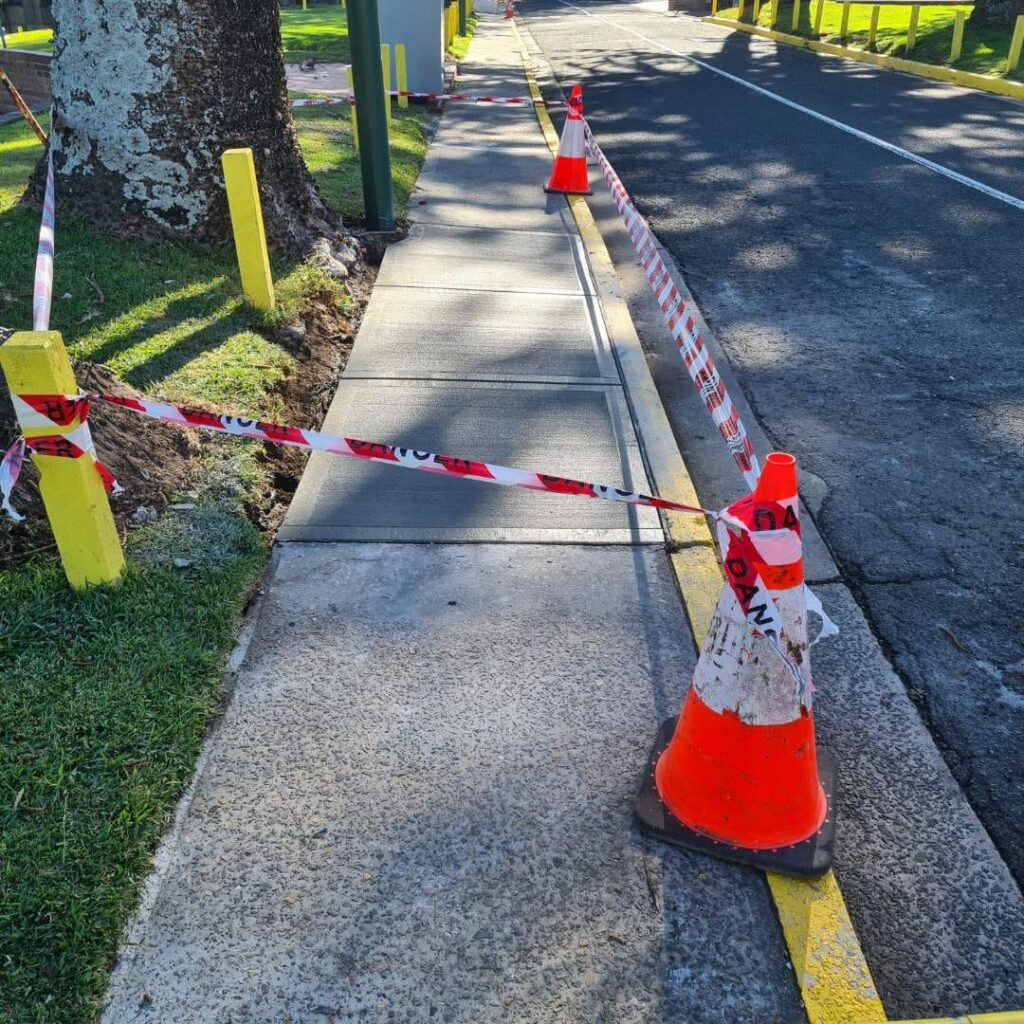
635 453 835 877
544 84 593 196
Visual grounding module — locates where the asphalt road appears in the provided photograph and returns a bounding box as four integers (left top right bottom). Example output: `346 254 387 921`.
520 0 1024 905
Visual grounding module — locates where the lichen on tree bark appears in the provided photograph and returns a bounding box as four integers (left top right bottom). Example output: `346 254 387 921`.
46 0 353 255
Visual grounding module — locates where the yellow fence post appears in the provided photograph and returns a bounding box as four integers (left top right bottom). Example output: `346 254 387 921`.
347 66 360 154
711 0 719 15
395 43 409 108
302 0 307 9
770 0 780 28
737 0 746 20
0 331 125 589
868 4 880 46
380 44 392 130
950 9 966 61
792 0 802 31
220 148 275 312
814 0 825 34
1008 14 1024 72
752 0 762 21
839 1 850 40
906 3 920 51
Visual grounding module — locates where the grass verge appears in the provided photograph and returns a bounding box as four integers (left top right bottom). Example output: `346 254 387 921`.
0 94 429 1024
1 27 52 53
720 1 1023 80
279 5 350 63
448 13 480 60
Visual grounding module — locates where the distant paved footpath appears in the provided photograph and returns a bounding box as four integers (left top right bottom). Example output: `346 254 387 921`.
521 0 1024 890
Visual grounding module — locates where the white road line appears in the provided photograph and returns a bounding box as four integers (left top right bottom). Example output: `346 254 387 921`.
548 0 1024 212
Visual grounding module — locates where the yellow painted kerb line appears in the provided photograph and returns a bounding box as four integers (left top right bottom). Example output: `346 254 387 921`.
704 16 1024 103
512 17 886 1024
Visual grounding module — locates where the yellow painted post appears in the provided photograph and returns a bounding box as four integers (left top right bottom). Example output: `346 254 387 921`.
752 0 762 21
0 331 125 589
839 1 850 40
792 0 802 31
906 3 920 51
814 0 825 34
950 9 966 61
1008 14 1024 72
380 44 392 130
770 0 780 28
711 0 719 14
347 65 359 154
395 43 409 108
868 5 880 47
302 0 307 9
737 0 746 20
220 149 275 312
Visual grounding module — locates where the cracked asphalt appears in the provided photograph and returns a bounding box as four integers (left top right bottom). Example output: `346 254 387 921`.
520 0 1024 886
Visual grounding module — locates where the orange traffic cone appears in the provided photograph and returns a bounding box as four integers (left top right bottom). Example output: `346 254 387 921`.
635 453 835 877
544 84 593 196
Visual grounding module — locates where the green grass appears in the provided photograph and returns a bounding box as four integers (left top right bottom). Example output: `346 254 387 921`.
448 13 480 60
279 5 350 63
293 104 428 224
2 27 53 53
720 0 1023 80
0 91 429 1024
0 525 266 1024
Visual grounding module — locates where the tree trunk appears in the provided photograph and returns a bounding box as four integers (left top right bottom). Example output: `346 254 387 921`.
45 0 354 255
971 0 1023 27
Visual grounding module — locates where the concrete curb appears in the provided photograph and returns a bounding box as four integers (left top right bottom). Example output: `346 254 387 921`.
703 16 1024 103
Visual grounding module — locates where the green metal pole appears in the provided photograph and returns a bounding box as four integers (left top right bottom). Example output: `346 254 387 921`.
459 0 468 37
347 0 395 231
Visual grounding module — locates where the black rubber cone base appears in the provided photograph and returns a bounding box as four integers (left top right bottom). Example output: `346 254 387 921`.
635 716 837 879
544 184 594 196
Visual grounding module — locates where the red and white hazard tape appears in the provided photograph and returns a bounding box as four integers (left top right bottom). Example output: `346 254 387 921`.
584 125 759 491
289 92 561 109
0 390 714 524
32 147 55 332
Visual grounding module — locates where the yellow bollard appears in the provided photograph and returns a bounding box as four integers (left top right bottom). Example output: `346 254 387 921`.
752 0 761 21
814 0 825 34
792 0 802 31
395 44 409 109
906 4 920 51
1008 14 1024 72
380 44 392 130
950 9 966 61
347 66 359 154
868 4 880 46
737 0 746 20
221 149 275 312
0 331 125 589
770 0 780 28
711 0 719 14
839 1 850 40
302 0 307 9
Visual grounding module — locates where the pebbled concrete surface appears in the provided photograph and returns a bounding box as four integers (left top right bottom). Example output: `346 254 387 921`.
100 544 805 1024
520 0 1024 997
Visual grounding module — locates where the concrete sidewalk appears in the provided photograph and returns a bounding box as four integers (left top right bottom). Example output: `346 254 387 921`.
100 15 804 1024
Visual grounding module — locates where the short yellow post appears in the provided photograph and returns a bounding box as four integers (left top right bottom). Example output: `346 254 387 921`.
906 4 920 51
868 5 880 47
347 66 360 154
380 44 392 129
950 9 966 61
0 331 125 589
395 44 409 108
752 0 762 21
302 0 307 9
220 148 275 312
770 0 780 28
1008 14 1024 72
792 0 802 31
839 1 850 39
737 0 746 20
711 0 719 14
814 0 825 34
